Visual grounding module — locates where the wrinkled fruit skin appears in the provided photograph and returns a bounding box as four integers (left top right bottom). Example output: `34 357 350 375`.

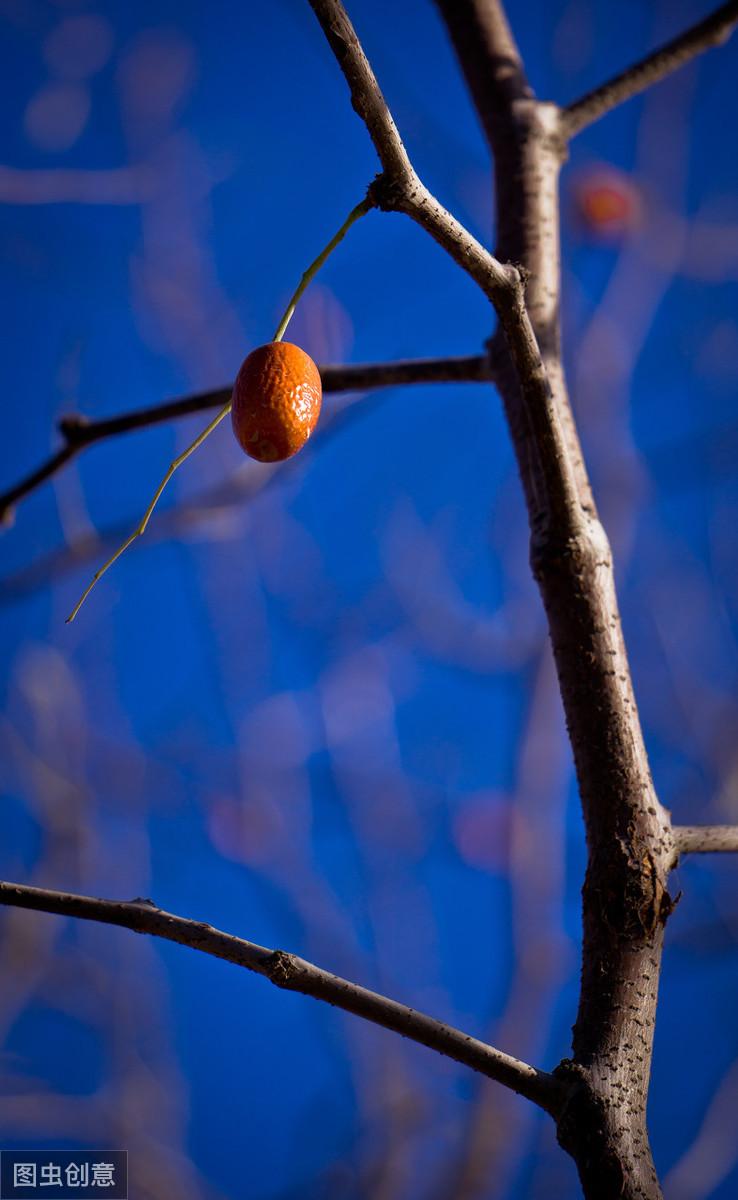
231 342 322 463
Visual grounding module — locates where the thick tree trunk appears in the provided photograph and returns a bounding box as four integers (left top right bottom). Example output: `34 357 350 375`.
436 3 675 1195
556 1045 662 1199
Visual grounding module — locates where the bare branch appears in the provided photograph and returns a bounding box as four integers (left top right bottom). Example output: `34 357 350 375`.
0 879 565 1116
674 825 738 856
0 354 490 526
307 0 581 537
305 0 412 181
1 386 408 607
308 0 516 302
563 1 738 138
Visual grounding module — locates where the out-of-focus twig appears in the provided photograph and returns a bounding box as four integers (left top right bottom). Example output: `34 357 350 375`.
663 1054 738 1200
562 1 738 137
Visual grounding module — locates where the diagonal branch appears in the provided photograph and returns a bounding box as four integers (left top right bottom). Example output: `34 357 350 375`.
674 825 738 856
308 0 581 536
0 879 565 1116
308 0 516 303
0 354 491 526
306 0 412 181
563 1 738 137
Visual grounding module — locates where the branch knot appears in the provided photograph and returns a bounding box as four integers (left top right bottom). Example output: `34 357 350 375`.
368 172 407 212
58 413 91 444
267 949 307 990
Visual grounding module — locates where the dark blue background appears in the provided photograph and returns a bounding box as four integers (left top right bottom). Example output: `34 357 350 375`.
1 2 738 1197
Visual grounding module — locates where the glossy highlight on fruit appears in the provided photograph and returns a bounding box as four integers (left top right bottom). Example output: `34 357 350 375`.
231 342 322 463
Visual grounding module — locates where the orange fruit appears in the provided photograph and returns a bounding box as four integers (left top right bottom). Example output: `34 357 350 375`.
573 166 642 239
231 342 322 463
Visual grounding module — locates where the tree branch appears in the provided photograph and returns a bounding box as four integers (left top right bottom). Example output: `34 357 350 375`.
436 0 595 516
562 1 738 138
432 4 678 1196
308 0 582 540
674 825 738 856
0 879 565 1116
0 354 490 526
305 0 412 182
308 0 517 302
0 385 406 608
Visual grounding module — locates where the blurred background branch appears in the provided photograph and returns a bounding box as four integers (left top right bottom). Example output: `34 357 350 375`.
563 0 738 135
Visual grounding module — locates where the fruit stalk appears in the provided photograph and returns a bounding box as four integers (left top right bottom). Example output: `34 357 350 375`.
272 196 373 342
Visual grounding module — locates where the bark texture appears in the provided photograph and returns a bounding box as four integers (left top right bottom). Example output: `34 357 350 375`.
436 2 678 1195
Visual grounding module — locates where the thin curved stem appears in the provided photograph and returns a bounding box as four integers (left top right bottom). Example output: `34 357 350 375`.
66 400 232 622
273 196 373 341
0 355 491 527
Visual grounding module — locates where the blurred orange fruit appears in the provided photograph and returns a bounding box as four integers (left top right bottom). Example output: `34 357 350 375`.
573 166 642 238
231 342 322 462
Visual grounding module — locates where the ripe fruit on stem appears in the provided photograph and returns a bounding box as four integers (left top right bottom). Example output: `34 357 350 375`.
231 343 322 463
66 194 372 622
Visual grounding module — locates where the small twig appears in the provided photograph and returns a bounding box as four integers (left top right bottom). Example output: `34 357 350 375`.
563 1 738 137
0 879 565 1116
0 355 491 527
274 201 373 342
65 399 234 622
674 825 738 856
67 192 401 622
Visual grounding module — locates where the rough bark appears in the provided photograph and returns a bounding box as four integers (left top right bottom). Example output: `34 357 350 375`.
436 3 677 1195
